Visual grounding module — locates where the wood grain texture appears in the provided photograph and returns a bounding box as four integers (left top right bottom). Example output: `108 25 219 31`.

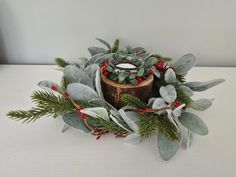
101 73 154 108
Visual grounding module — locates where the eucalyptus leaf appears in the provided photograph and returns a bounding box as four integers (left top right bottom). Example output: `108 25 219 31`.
80 107 109 121
157 131 180 161
124 133 142 144
178 112 208 135
152 66 161 78
137 68 145 77
164 68 176 83
38 80 61 92
190 99 212 111
152 98 167 115
159 85 177 104
88 47 105 56
67 83 99 101
173 54 196 75
183 79 225 92
144 57 157 68
118 109 140 132
61 124 70 133
84 64 100 84
118 71 130 83
173 104 186 117
64 65 93 87
95 70 103 98
96 38 111 50
62 112 90 134
178 85 193 97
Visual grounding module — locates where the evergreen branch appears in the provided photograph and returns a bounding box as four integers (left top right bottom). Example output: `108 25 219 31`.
60 76 68 92
111 39 120 53
176 87 192 107
7 91 75 123
55 58 70 68
120 94 147 108
176 74 186 83
92 118 128 133
139 113 180 141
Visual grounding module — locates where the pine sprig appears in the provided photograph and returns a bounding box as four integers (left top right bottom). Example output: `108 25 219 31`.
111 39 120 53
120 94 146 108
176 87 192 107
60 76 68 92
92 118 127 133
139 113 180 141
55 58 70 68
7 91 75 123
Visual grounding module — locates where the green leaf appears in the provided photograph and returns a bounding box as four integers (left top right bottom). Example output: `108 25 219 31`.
179 112 208 135
118 71 130 83
159 85 177 104
64 65 93 87
131 47 145 54
164 68 176 83
96 38 111 50
80 107 109 121
119 109 140 132
144 57 157 68
62 112 90 134
157 131 180 161
124 133 142 144
152 98 167 115
184 79 225 92
152 66 161 78
38 80 62 92
88 47 105 56
84 64 100 85
190 99 212 111
137 68 145 77
55 58 69 67
94 53 114 65
106 65 113 72
95 70 103 98
178 85 193 97
173 54 196 75
67 83 99 101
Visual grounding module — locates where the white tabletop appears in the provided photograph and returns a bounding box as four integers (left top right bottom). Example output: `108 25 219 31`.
0 65 235 177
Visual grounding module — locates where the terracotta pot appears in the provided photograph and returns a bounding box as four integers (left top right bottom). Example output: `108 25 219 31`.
101 73 154 109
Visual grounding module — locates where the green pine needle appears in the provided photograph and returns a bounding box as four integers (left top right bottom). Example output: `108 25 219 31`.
7 91 75 123
55 58 70 68
120 94 146 108
111 39 120 53
139 113 180 141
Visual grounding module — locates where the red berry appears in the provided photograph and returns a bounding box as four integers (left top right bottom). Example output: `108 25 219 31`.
174 101 181 107
76 108 82 113
155 60 164 71
136 76 142 83
96 135 101 140
104 62 109 67
149 69 154 75
103 71 109 76
81 113 88 119
50 85 57 91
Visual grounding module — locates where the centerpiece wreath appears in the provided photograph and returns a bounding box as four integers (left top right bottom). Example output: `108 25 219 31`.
7 38 225 161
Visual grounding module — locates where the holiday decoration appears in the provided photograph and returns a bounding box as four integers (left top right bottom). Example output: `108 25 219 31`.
7 38 225 161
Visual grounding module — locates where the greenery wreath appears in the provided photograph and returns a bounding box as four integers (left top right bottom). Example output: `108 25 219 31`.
7 38 225 161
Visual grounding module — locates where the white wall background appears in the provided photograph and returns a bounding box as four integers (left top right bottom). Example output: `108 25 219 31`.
0 0 235 66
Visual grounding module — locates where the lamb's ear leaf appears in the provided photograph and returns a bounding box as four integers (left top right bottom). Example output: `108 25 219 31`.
173 54 196 75
80 107 109 121
38 80 62 92
159 85 177 104
67 83 98 101
164 68 176 83
88 47 106 56
157 131 180 161
84 64 100 84
124 133 142 144
152 98 167 115
96 38 111 50
190 99 212 111
178 85 193 97
64 65 93 87
62 112 90 134
178 112 208 135
183 79 225 92
95 70 104 98
118 109 140 132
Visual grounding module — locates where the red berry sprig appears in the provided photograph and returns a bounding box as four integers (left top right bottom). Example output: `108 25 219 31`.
155 60 165 71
